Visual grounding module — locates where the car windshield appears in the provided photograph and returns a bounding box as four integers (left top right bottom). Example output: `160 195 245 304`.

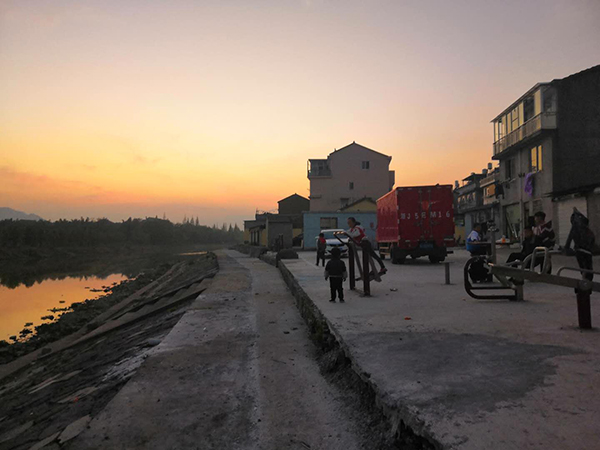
322 231 341 240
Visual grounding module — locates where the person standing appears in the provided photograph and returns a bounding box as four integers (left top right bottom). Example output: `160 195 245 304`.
346 217 386 275
565 208 595 281
325 247 347 303
316 232 327 267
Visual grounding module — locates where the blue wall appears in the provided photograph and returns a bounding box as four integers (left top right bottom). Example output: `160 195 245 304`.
303 212 377 249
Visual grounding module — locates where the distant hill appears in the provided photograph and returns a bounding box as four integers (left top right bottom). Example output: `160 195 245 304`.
0 207 43 221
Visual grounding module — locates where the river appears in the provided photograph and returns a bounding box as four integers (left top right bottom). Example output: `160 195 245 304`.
0 246 216 343
0 273 129 341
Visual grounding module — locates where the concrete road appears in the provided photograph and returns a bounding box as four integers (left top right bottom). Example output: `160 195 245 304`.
71 251 375 450
286 248 600 449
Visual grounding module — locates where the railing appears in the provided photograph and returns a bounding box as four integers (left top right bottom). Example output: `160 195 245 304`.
480 174 496 187
456 201 480 213
493 112 556 156
307 160 332 178
455 183 477 194
306 159 331 178
308 168 331 177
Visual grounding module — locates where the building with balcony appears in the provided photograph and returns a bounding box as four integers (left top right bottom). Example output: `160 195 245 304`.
454 168 500 243
491 65 600 244
307 142 395 212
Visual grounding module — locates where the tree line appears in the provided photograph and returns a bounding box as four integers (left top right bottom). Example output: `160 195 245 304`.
0 217 243 248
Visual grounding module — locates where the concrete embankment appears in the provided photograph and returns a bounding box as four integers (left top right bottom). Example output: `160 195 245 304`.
72 250 390 450
277 250 600 450
277 259 436 449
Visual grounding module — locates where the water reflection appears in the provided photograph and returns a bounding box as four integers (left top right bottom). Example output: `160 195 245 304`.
0 273 128 341
0 258 146 289
0 246 222 341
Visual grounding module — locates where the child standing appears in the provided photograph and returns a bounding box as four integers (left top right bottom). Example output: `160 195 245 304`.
316 232 327 266
325 247 347 303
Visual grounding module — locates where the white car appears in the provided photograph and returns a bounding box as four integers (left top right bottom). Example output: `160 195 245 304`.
316 229 349 257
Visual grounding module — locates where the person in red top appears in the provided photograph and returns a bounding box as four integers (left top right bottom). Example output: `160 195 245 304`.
316 232 327 266
346 217 386 275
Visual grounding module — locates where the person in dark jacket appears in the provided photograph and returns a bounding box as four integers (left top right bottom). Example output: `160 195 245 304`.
316 232 327 267
533 211 555 248
507 226 536 264
533 211 555 273
325 247 347 303
565 208 595 281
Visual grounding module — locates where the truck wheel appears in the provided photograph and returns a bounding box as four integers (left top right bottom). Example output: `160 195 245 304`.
428 255 444 264
396 256 406 264
391 247 406 264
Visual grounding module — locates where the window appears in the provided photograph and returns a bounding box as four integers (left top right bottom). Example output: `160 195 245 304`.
361 161 370 169
543 91 556 112
523 97 535 122
511 106 520 131
506 159 515 180
494 118 502 142
320 217 338 229
349 181 354 190
530 145 543 172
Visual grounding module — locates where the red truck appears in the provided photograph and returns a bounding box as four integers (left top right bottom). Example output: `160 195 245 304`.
377 185 455 264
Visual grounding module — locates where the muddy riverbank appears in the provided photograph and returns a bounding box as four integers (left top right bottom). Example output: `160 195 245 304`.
0 253 218 449
0 264 171 365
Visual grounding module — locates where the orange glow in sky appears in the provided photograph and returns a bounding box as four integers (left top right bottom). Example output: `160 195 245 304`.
2 0 600 224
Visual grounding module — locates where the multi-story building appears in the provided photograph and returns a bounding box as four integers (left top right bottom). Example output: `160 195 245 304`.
480 168 501 225
307 142 395 212
454 168 500 243
491 65 600 244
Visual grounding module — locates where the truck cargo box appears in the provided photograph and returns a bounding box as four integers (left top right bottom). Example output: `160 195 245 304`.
377 185 455 263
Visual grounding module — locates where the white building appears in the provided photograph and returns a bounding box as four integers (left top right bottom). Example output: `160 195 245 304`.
307 142 395 212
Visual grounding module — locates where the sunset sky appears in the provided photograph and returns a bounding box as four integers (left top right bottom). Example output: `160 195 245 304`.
2 0 599 226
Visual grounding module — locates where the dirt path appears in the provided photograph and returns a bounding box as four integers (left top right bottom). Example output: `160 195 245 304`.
233 253 364 450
